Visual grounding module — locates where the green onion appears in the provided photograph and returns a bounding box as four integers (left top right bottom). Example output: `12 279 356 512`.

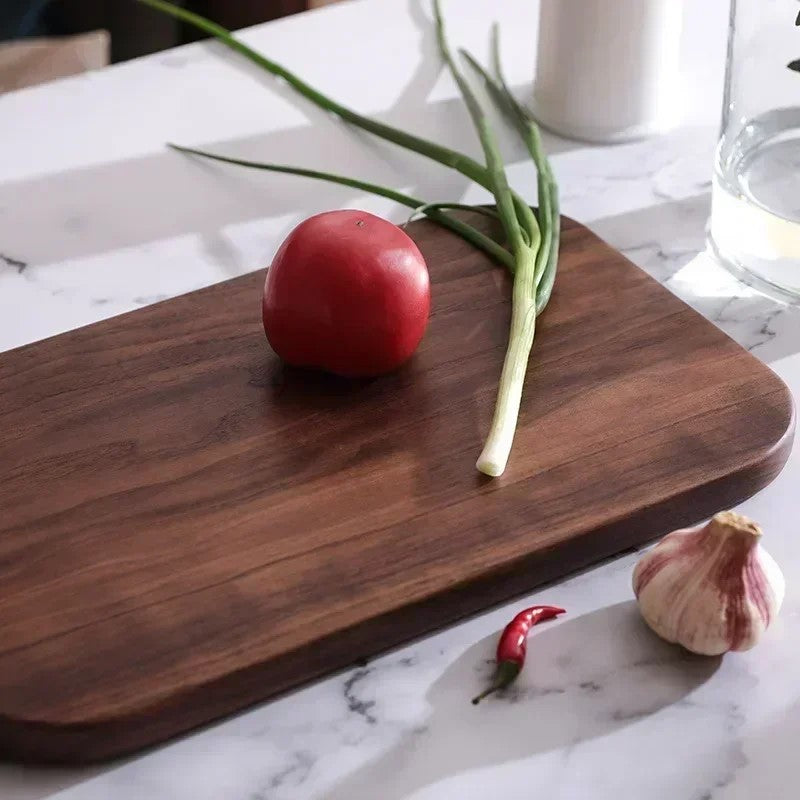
169 144 514 269
461 25 561 313
139 0 560 477
431 1 538 259
137 0 533 228
403 203 501 228
431 0 543 477
488 26 560 312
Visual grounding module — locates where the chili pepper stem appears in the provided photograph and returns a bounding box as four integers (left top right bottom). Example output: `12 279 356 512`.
472 660 521 705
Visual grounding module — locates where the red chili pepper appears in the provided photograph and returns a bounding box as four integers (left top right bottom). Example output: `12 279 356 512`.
472 605 565 705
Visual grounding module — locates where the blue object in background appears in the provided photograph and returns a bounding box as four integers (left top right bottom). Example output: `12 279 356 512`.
0 0 51 41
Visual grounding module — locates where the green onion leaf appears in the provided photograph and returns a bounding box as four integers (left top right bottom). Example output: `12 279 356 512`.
169 143 514 269
138 0 531 231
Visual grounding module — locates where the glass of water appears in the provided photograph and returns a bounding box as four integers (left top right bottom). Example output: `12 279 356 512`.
709 0 800 301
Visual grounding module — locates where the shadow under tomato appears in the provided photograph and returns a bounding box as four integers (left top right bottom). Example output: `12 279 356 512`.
253 356 429 412
247 347 456 493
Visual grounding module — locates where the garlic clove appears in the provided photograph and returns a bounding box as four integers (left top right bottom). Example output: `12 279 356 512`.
633 511 785 656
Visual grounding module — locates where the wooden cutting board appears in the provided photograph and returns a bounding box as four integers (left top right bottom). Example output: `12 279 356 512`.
0 215 793 763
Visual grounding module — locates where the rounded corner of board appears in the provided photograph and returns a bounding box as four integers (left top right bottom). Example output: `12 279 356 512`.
738 378 796 499
0 709 130 765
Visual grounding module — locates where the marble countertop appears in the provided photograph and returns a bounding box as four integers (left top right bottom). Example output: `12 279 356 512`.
2 0 799 797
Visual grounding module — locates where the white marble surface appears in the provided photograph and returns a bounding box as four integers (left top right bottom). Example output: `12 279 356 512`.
1 0 800 797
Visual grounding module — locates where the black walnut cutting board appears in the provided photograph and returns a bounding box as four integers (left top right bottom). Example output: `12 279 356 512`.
0 215 793 763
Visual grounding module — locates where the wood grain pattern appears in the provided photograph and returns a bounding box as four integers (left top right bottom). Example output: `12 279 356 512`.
0 215 793 763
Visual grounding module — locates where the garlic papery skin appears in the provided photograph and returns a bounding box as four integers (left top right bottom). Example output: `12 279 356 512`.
633 511 785 656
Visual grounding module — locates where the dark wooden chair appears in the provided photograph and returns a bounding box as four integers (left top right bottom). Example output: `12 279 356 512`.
48 0 309 62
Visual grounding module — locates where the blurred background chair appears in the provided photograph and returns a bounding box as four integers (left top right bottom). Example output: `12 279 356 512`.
0 0 338 92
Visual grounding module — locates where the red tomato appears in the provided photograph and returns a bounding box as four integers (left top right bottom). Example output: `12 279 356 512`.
262 210 431 377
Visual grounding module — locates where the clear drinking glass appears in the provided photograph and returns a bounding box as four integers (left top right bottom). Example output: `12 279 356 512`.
709 0 800 301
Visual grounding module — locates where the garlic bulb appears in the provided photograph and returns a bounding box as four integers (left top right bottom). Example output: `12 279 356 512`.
633 511 785 655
